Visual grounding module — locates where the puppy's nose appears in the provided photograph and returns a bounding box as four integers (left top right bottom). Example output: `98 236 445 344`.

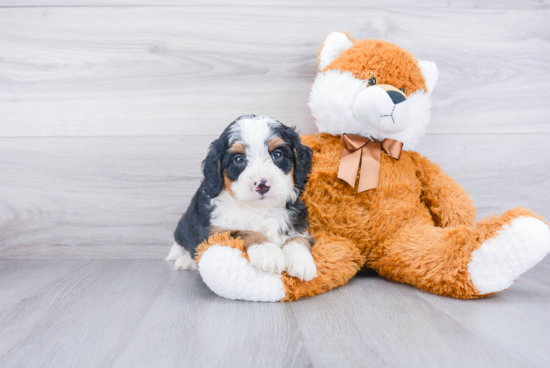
387 90 406 105
254 179 270 195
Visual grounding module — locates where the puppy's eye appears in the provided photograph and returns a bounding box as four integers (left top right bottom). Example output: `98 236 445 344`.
368 77 377 86
271 151 283 161
399 87 406 93
233 155 245 165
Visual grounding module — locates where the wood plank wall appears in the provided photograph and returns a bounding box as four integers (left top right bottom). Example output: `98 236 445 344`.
1 1 549 258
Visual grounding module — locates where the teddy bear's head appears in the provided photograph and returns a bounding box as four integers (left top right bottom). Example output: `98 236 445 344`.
308 32 439 150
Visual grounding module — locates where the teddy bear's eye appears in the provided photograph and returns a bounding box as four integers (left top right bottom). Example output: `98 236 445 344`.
368 77 377 86
399 87 406 93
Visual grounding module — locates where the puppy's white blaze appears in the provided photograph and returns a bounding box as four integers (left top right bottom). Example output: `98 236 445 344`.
309 69 432 150
229 115 279 159
199 245 285 302
226 115 297 208
230 161 297 208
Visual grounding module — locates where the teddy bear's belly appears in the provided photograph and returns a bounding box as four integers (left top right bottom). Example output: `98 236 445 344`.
304 185 433 254
301 136 434 254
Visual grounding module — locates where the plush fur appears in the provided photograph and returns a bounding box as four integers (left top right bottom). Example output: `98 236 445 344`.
309 34 438 151
193 33 550 302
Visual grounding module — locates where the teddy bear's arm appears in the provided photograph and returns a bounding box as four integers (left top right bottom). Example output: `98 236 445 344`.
412 153 476 227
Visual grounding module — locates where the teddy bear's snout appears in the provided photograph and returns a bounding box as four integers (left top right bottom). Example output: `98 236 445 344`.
352 85 410 134
387 90 407 105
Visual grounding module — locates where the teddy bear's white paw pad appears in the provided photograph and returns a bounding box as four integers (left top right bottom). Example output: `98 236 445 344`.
283 241 317 281
247 243 286 274
468 217 550 294
199 245 285 302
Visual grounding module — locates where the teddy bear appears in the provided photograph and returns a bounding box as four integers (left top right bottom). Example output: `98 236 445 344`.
193 32 550 302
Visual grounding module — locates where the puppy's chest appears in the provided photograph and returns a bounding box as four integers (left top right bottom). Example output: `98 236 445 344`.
210 198 292 246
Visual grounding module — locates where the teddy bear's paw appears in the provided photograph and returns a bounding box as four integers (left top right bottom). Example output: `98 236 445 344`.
199 245 285 302
247 243 286 274
468 217 550 295
283 241 317 281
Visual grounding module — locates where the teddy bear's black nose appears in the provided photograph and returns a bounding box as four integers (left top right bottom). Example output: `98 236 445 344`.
387 90 406 105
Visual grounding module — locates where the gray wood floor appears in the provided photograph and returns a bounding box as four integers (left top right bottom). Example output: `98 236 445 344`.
0 258 549 368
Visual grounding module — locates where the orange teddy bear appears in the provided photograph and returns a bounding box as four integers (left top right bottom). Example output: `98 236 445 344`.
194 32 550 302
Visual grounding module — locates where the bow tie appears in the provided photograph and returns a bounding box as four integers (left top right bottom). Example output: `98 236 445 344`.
337 133 403 193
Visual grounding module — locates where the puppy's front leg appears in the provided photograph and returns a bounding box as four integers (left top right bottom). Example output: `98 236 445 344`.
166 242 197 271
233 231 286 274
283 237 317 281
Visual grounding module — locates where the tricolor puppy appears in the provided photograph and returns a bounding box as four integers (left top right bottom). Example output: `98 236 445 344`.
166 115 317 281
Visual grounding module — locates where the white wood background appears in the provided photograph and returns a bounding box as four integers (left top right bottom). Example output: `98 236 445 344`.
1 1 549 259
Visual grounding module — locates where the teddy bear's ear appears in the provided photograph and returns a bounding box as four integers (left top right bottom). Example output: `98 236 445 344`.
318 32 354 70
418 60 439 95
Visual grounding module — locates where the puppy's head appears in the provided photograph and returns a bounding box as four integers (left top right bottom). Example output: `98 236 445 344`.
202 115 312 208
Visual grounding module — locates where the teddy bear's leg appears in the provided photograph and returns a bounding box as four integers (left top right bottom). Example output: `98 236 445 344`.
199 244 287 302
196 232 366 301
367 208 550 298
281 232 366 301
194 232 286 302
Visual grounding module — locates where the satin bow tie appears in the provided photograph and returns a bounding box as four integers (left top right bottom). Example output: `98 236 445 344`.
337 133 403 193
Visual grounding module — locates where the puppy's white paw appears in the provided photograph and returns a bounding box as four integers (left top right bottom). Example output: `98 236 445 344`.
165 242 184 261
283 241 317 281
247 243 286 274
174 251 197 271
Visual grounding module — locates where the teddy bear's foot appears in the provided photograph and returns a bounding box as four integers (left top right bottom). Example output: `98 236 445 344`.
468 217 550 295
199 245 285 302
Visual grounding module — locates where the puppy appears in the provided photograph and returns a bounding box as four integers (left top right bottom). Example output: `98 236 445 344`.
166 115 317 281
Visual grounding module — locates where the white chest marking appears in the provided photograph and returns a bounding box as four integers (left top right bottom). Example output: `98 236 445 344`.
210 191 294 246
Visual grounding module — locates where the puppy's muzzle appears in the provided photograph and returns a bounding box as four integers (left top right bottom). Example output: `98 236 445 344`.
254 179 270 195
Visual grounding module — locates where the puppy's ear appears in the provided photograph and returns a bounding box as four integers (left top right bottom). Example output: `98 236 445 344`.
201 136 226 198
277 125 313 193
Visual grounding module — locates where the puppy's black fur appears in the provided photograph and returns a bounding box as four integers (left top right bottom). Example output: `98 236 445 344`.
174 116 313 257
273 124 313 235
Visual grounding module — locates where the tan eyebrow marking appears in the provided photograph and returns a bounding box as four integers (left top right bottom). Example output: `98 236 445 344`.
228 142 246 154
268 136 286 152
223 170 234 197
